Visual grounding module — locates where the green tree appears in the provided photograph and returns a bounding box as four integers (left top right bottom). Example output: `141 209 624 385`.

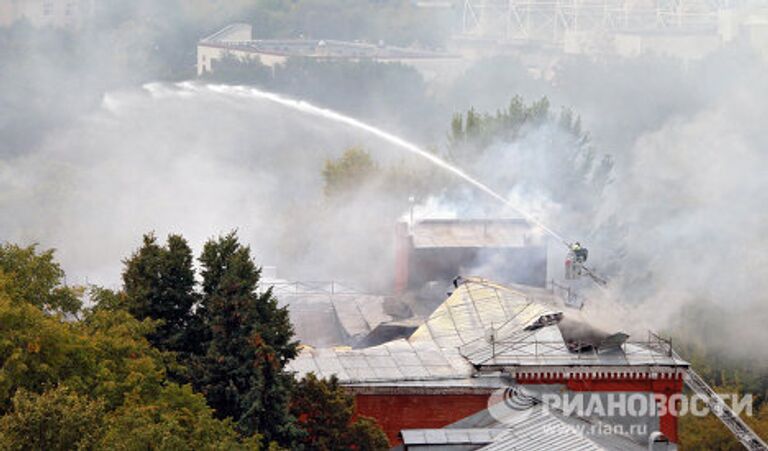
0 280 170 413
0 243 81 314
0 270 255 449
122 233 200 355
291 373 388 451
98 384 254 451
445 96 614 259
448 96 553 159
322 147 379 197
193 232 300 445
679 411 740 450
88 285 129 313
0 293 93 412
0 386 106 451
201 53 273 84
80 308 171 410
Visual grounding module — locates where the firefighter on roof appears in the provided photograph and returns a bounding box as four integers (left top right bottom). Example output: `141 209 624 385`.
571 242 588 263
565 242 588 280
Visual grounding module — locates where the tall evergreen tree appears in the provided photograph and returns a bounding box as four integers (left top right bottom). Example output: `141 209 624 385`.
193 232 300 445
122 234 199 355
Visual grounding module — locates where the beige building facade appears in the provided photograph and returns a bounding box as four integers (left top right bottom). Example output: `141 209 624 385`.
197 24 467 83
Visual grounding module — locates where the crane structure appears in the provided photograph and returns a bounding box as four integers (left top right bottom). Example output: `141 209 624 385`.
461 0 741 44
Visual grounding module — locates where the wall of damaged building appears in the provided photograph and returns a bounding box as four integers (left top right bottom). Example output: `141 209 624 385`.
518 376 685 443
354 393 491 446
394 220 549 294
404 246 548 290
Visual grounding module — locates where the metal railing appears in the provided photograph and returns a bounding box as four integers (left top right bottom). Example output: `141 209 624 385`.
262 281 363 296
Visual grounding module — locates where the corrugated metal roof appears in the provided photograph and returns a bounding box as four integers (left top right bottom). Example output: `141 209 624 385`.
410 219 543 249
439 386 647 450
332 294 393 338
286 278 688 384
403 403 644 450
479 409 606 451
288 338 472 382
269 280 395 348
409 279 561 350
279 294 346 347
401 428 504 446
287 278 558 383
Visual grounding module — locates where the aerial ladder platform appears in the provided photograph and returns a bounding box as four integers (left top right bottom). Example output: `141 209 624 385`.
560 241 765 449
683 367 768 451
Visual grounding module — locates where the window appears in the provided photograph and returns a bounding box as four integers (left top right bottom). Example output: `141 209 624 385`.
43 1 53 16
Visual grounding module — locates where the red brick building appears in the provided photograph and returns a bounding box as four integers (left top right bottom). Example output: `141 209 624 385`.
394 219 548 294
288 278 688 449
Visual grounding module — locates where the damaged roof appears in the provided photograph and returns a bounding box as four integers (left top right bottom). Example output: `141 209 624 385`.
286 278 688 385
266 280 396 348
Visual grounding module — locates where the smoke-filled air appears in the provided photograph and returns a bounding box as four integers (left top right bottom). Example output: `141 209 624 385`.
1 1 767 449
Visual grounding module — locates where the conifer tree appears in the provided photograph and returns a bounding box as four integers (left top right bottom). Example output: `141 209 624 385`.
193 232 300 445
122 233 199 355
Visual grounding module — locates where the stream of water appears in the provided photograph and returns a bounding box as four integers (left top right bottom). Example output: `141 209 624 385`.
168 82 571 246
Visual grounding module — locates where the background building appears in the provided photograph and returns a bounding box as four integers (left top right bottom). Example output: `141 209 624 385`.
197 23 465 82
0 0 95 28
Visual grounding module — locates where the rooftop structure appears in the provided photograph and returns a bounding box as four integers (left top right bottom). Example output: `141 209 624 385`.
395 219 548 295
453 0 768 60
288 277 689 446
409 218 542 249
290 278 686 383
262 279 402 348
197 24 463 81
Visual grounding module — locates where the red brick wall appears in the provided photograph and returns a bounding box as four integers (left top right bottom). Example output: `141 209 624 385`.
355 377 684 446
355 393 490 446
520 376 685 443
567 378 683 443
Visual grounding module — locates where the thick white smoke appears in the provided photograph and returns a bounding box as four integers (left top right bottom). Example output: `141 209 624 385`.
0 84 414 288
589 80 768 357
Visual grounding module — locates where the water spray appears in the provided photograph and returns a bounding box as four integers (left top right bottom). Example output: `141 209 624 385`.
168 83 611 287
178 82 572 248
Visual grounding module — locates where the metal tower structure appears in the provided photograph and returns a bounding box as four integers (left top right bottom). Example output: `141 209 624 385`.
461 0 740 44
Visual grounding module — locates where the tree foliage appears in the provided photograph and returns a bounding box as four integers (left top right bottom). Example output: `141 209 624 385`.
322 147 379 197
98 384 253 451
0 293 91 412
446 96 614 251
0 251 257 449
291 373 389 451
122 233 199 355
0 235 389 449
0 386 105 451
0 243 81 314
193 232 300 444
449 96 576 162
